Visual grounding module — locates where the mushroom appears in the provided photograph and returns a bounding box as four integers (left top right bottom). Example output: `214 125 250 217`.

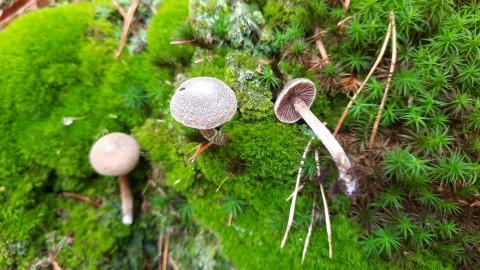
170 77 237 159
89 132 140 225
274 78 357 197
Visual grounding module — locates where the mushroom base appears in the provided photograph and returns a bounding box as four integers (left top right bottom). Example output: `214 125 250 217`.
200 128 230 146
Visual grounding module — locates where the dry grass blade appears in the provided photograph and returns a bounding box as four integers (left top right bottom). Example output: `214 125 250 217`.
115 0 141 59
333 20 393 136
301 196 316 264
315 149 332 259
370 12 396 148
281 136 314 248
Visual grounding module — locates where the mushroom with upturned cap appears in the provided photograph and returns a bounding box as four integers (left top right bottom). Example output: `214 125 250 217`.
170 77 237 146
89 132 140 225
274 78 357 197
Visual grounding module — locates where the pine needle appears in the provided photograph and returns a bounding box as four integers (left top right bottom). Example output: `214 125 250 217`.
281 136 314 248
115 0 141 59
286 184 304 201
162 228 172 270
216 173 232 192
333 19 394 136
370 12 397 148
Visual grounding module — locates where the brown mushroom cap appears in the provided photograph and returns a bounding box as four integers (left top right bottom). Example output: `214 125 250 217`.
89 132 140 177
274 78 316 123
170 77 237 129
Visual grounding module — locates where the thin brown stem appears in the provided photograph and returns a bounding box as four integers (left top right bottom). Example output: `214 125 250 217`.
370 12 396 148
294 98 356 197
62 192 99 208
119 175 134 225
115 0 141 59
157 223 164 270
162 229 172 270
333 20 393 136
281 137 314 248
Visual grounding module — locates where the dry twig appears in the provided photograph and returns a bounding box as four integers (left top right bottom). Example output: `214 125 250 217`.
333 19 394 135
370 12 396 148
281 136 314 248
114 0 141 59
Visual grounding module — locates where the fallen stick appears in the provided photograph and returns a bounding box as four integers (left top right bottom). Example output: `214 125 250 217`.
281 136 314 248
115 0 141 59
333 19 393 135
369 12 396 148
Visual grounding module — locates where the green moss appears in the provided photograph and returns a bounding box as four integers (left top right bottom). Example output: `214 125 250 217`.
147 0 194 66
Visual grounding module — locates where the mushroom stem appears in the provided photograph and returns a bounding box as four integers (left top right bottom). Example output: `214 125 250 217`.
119 175 133 225
293 97 357 197
199 129 230 146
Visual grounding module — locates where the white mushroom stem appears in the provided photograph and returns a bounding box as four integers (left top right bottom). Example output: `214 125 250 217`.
199 129 230 146
293 97 357 197
119 175 133 225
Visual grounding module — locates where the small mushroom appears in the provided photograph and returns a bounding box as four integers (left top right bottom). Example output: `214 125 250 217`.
170 77 237 146
274 78 357 197
89 132 140 225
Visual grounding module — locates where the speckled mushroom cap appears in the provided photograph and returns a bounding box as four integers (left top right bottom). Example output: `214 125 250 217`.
89 132 140 177
274 78 316 123
170 77 237 129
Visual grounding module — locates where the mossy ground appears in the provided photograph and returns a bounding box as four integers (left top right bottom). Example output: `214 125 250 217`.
1 0 480 269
